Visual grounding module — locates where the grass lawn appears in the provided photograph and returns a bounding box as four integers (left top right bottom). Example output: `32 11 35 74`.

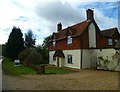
2 58 75 75
45 67 75 74
2 58 37 75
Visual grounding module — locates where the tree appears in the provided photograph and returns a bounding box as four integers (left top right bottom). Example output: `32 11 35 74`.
42 35 51 48
36 35 51 64
5 26 24 60
25 29 36 48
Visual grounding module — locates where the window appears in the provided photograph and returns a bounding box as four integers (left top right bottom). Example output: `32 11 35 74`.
67 55 73 64
67 36 72 44
108 38 113 45
53 56 56 61
53 39 56 47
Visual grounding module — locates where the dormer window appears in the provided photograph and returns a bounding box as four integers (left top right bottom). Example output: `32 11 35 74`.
108 38 113 45
53 39 56 47
67 36 72 44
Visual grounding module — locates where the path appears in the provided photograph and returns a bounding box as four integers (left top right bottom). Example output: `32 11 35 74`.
1 69 119 90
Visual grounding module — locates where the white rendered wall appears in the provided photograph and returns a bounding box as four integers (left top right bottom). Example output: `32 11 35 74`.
63 50 81 69
88 23 96 48
49 51 57 66
49 50 81 69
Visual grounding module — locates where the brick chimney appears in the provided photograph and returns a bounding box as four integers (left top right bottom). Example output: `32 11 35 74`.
87 9 94 20
57 22 62 32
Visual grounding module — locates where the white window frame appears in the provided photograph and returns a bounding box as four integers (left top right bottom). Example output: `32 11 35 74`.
108 38 113 45
67 36 72 44
53 39 56 47
67 54 73 64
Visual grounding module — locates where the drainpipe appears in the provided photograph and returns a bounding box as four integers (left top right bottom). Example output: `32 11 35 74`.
80 37 83 69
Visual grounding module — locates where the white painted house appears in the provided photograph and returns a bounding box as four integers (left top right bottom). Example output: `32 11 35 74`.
48 9 120 71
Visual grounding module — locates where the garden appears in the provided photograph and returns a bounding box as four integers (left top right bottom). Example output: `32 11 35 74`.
2 58 75 76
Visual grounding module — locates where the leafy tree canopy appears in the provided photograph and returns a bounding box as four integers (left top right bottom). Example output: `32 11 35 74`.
24 29 36 48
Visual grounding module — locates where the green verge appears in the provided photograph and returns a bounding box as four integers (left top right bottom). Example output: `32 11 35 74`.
45 67 75 74
2 58 37 76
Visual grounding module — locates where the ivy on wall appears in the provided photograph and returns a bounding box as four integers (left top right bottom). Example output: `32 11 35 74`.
97 51 120 71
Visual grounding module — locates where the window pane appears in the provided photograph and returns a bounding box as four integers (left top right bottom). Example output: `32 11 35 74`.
53 40 56 47
67 36 72 44
53 57 56 61
108 38 113 45
68 55 72 64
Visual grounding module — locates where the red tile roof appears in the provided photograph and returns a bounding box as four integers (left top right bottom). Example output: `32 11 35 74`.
49 20 90 42
53 50 65 57
49 20 119 43
101 27 118 37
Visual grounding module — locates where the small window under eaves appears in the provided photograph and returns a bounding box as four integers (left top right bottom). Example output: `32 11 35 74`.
67 36 72 44
53 39 56 47
108 38 113 45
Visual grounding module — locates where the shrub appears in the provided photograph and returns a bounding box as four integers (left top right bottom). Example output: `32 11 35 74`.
18 48 43 65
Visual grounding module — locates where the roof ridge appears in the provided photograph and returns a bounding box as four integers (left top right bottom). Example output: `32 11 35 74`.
102 27 117 31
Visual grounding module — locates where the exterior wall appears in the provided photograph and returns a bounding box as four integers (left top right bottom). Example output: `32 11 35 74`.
80 31 89 49
97 49 116 60
0 45 2 56
95 49 120 71
49 49 81 69
49 51 57 65
49 36 81 51
82 49 97 69
88 23 96 48
62 50 81 69
49 48 120 71
49 49 97 69
82 50 91 68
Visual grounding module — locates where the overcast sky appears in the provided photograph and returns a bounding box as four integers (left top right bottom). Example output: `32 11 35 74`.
0 0 119 45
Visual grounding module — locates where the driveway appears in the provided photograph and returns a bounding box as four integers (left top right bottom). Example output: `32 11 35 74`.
2 69 119 90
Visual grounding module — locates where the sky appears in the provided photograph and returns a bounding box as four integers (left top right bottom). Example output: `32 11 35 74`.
0 0 120 45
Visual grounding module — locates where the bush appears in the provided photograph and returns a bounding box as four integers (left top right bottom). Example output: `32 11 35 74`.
18 48 43 65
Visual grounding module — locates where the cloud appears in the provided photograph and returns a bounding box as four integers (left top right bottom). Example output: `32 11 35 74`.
35 1 86 32
0 0 119 45
94 8 118 30
13 16 29 22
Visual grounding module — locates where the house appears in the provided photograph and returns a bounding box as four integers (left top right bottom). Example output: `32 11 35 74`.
0 45 2 57
48 9 120 70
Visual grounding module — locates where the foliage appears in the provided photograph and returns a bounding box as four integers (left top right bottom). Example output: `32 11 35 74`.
2 58 37 75
36 45 49 64
2 44 6 56
98 51 120 71
18 48 43 65
5 27 24 60
35 35 51 64
42 35 51 48
98 56 110 64
24 29 36 48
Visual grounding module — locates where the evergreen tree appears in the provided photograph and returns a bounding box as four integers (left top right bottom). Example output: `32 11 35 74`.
24 30 36 48
6 26 24 60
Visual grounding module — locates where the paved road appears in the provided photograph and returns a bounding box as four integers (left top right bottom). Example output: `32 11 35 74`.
0 58 2 91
